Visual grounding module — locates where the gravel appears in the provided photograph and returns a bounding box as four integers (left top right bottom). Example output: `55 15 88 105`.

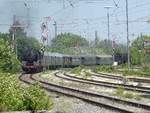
48 92 119 113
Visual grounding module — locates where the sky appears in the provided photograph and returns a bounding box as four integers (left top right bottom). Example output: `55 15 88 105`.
0 0 150 44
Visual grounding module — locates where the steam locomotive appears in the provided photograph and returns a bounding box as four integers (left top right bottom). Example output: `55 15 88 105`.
22 48 113 73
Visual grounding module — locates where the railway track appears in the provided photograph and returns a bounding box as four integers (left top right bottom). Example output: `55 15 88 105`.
93 72 150 84
19 72 150 113
62 72 150 94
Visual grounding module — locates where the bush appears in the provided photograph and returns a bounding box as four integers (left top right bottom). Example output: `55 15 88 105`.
23 83 53 111
124 92 134 99
0 73 24 111
94 66 114 73
122 69 144 77
143 66 150 74
0 39 21 73
84 71 91 79
115 86 124 96
71 66 82 75
0 73 53 112
115 86 141 100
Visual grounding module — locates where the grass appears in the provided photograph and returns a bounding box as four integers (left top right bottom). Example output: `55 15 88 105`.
83 71 91 79
93 66 115 73
93 65 150 78
71 66 83 75
114 86 141 100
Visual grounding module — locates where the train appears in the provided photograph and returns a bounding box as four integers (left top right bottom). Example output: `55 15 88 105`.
22 48 113 73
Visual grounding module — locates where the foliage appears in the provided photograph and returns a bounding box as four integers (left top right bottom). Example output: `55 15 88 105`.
142 66 150 74
115 86 124 96
49 33 93 55
0 73 53 112
0 33 10 42
131 35 150 65
96 40 126 54
23 83 53 110
115 86 141 100
83 71 91 79
0 38 20 73
50 33 127 55
51 33 89 48
94 66 114 73
71 66 82 75
121 69 145 77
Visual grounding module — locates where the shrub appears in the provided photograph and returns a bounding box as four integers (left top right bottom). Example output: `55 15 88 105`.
115 86 141 100
0 74 25 111
84 71 91 79
71 66 82 75
0 73 53 112
23 83 53 111
115 86 124 96
143 66 150 74
0 39 21 73
94 66 114 73
124 92 134 99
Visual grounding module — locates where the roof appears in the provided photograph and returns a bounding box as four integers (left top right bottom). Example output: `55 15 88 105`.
96 55 112 58
44 52 63 57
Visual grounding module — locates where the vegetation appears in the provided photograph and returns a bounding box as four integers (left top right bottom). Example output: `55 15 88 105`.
49 33 90 55
119 69 150 77
122 70 143 77
0 38 20 73
114 86 141 100
83 71 91 79
94 66 114 73
0 73 53 112
0 31 53 111
142 66 150 74
51 33 89 48
96 39 126 55
71 66 82 75
49 34 127 55
130 35 150 65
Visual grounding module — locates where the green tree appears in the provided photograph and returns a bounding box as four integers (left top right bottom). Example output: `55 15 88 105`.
0 38 20 73
0 33 10 42
130 35 150 65
50 33 89 54
51 33 89 48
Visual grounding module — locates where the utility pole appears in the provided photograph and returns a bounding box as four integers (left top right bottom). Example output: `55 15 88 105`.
112 38 115 64
11 15 17 58
95 30 98 46
53 21 57 38
104 6 112 41
125 0 130 69
11 15 24 58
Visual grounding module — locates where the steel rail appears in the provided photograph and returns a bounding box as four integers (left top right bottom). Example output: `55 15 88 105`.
19 73 150 113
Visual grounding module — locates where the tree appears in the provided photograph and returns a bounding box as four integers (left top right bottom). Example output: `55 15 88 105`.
130 35 150 65
51 33 89 48
0 38 20 73
50 33 89 54
0 33 10 42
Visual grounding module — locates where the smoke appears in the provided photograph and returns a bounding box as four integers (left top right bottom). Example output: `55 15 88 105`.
1 0 40 36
